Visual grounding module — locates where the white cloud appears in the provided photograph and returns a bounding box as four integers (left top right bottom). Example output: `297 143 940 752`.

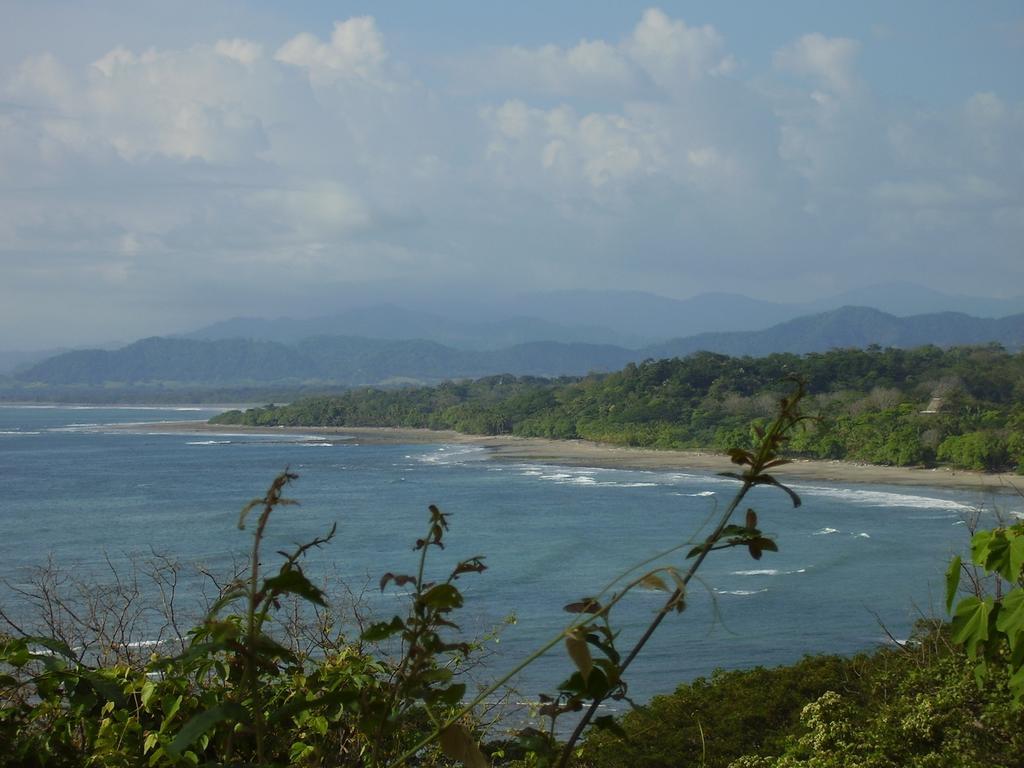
214 38 263 65
92 46 136 77
624 8 733 87
774 33 861 95
469 7 734 98
8 53 75 110
275 17 387 84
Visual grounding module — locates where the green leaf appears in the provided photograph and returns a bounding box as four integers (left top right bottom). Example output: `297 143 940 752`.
167 702 248 759
945 555 962 613
995 589 1024 650
1008 663 1024 706
951 596 993 658
0 638 30 667
431 683 467 707
161 694 182 727
565 628 593 683
1010 534 1024 582
747 537 778 560
686 543 709 559
972 659 988 690
984 530 1013 580
362 616 406 642
206 586 248 616
970 529 994 568
140 680 156 709
420 583 464 611
290 741 315 763
262 569 326 606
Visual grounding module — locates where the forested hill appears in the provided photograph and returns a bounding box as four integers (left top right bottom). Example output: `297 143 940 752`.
212 346 1024 472
12 307 1024 390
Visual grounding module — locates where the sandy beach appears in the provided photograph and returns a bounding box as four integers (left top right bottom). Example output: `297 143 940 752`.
131 421 1022 492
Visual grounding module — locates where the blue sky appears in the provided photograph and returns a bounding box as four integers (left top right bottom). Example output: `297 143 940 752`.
2 1 1022 346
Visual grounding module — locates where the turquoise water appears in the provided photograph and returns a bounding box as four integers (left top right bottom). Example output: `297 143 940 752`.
1 405 1016 711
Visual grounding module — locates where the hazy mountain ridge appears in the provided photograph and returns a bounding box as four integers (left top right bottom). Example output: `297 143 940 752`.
645 307 1024 359
15 336 635 387
183 284 1024 351
184 305 645 349
13 306 1024 390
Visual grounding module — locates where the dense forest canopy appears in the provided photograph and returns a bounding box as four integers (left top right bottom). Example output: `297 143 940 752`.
213 345 1024 472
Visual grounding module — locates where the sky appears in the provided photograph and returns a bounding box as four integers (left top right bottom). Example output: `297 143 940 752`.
1 1 1023 348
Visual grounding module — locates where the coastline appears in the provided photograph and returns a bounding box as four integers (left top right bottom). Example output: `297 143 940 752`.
129 420 1021 492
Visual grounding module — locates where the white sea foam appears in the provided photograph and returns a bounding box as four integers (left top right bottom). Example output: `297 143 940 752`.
853 532 871 538
416 444 487 465
38 405 213 412
716 588 768 596
125 639 164 648
731 568 807 576
529 467 661 488
813 527 839 535
186 440 231 445
567 476 598 485
0 430 40 435
791 484 974 511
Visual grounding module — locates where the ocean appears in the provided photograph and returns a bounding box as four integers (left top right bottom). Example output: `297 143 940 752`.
0 404 1016 717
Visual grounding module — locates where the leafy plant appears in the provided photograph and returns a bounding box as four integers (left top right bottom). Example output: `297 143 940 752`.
946 489 1024 704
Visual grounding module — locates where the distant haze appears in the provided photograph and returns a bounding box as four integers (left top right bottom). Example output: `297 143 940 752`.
1 1 1022 348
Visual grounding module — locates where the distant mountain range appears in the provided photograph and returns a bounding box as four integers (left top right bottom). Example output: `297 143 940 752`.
181 283 1024 350
643 307 1024 358
184 305 647 349
4 282 1022 376
11 306 1023 390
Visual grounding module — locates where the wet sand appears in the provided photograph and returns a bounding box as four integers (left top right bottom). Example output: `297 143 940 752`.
130 421 1021 492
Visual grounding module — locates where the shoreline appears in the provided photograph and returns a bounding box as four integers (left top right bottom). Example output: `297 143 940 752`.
128 420 1021 492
